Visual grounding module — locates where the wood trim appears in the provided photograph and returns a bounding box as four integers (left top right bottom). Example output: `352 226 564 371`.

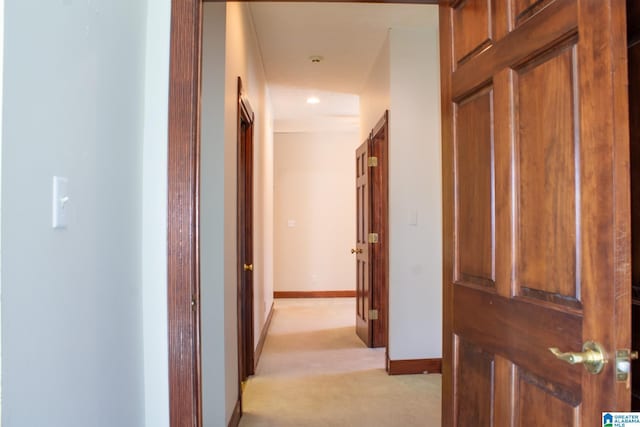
274 290 356 298
254 302 275 370
167 0 203 426
227 399 242 427
388 358 443 375
203 0 438 3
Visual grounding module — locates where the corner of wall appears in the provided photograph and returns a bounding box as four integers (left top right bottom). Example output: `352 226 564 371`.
141 0 172 426
0 0 4 421
201 3 230 426
388 22 442 361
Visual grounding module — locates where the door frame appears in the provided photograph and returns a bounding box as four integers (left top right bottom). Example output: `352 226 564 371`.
167 1 437 426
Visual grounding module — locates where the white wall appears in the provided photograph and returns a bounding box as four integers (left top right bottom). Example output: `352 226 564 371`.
2 1 148 426
224 3 274 422
388 24 442 360
201 3 228 426
274 131 359 292
201 3 274 425
254 89 275 336
358 14 441 362
360 33 390 142
0 0 4 420
142 0 171 426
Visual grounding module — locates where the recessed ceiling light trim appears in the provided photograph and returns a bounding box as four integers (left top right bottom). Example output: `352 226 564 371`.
306 96 320 105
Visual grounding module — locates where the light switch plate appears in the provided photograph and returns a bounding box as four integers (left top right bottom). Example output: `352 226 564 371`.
52 176 69 229
408 210 418 226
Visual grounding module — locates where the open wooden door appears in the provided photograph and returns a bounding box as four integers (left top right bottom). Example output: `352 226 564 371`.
355 114 389 349
355 140 372 347
370 112 389 349
629 0 640 410
237 78 254 404
440 1 631 425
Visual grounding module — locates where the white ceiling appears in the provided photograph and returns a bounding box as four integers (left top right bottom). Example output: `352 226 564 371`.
248 2 438 133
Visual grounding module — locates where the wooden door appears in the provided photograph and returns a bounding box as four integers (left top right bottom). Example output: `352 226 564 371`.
355 140 372 347
370 112 389 349
237 78 254 396
629 0 640 410
440 1 631 425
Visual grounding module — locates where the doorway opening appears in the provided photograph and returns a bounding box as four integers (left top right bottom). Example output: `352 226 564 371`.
169 3 440 426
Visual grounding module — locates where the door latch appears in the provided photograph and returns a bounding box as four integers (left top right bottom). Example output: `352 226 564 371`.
616 349 639 385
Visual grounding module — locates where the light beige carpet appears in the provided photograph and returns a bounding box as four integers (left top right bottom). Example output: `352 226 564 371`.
239 298 441 427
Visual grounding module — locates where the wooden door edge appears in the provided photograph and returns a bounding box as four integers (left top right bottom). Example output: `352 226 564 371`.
437 3 455 426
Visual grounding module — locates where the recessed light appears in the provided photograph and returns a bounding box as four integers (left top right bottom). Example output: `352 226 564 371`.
306 96 320 105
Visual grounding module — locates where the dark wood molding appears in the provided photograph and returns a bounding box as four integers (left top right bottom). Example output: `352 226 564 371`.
254 302 275 370
274 290 356 298
227 398 242 427
388 358 442 375
203 0 438 3
167 0 203 426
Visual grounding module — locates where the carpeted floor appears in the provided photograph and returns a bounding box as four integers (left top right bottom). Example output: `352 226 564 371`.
239 298 441 427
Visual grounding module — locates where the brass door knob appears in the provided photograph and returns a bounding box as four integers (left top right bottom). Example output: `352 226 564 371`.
549 341 606 374
243 263 253 271
351 248 363 254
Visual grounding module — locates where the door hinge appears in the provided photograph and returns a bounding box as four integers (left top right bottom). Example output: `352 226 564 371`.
368 156 378 167
368 233 379 244
369 309 379 320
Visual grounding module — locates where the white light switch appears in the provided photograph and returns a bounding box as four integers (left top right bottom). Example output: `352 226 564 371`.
287 219 296 228
52 176 69 229
408 210 418 226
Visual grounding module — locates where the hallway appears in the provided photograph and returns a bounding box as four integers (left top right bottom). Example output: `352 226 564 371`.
239 298 441 427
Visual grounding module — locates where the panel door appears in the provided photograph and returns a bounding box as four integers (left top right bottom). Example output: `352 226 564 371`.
370 112 389 349
355 140 372 347
440 0 631 425
237 82 255 390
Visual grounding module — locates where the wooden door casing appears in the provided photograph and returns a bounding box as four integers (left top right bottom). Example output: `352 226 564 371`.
355 140 372 347
440 0 631 425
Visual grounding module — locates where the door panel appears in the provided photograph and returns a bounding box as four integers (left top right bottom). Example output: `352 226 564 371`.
455 338 495 426
517 375 579 425
517 44 578 302
455 88 494 288
452 0 493 65
441 0 631 425
355 140 371 347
